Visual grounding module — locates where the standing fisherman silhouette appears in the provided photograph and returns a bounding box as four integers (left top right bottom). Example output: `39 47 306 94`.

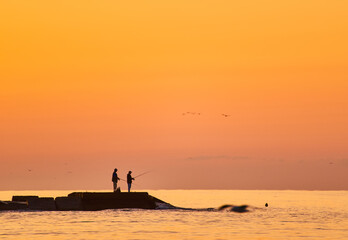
127 171 135 192
112 168 120 192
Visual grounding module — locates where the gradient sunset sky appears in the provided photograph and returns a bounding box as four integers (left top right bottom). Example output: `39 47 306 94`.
1 0 347 190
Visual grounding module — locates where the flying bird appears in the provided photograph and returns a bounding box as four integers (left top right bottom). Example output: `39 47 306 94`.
222 114 231 117
182 112 201 116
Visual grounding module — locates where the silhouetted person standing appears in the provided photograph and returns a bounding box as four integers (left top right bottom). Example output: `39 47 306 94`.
127 171 135 192
112 168 120 192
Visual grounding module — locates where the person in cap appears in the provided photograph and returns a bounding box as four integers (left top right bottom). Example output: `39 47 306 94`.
127 171 135 192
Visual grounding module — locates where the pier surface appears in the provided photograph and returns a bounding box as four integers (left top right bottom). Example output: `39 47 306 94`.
1 192 174 211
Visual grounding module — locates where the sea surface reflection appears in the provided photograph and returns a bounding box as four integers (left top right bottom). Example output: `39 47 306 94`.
1 190 348 239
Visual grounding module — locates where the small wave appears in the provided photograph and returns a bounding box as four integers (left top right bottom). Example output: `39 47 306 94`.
155 202 177 209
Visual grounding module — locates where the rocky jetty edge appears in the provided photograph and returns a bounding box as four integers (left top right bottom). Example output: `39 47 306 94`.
0 192 175 211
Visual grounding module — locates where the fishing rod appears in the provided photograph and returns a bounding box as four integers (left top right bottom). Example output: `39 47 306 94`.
134 171 151 179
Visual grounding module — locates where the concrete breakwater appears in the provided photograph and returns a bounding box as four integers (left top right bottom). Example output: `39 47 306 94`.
0 192 175 211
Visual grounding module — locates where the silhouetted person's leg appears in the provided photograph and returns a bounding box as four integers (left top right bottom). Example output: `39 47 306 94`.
128 183 131 192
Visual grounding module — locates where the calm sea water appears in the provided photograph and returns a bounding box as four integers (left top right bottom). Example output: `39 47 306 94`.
1 190 347 239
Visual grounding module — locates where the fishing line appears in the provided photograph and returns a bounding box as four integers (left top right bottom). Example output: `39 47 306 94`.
134 171 152 179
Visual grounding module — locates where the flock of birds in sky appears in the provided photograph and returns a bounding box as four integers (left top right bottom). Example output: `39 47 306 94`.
182 112 231 117
25 114 231 175
24 111 337 175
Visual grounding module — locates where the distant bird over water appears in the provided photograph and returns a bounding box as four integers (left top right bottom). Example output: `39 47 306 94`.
221 114 231 117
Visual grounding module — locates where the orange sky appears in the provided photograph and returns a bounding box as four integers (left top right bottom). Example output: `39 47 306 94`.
1 0 347 190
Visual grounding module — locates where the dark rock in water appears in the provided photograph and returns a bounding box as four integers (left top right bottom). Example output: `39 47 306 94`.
10 196 56 211
12 196 39 202
218 204 233 211
217 204 249 213
28 197 56 210
150 196 176 209
67 192 158 210
65 192 176 211
0 201 28 210
231 205 249 213
55 196 82 211
2 192 175 211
